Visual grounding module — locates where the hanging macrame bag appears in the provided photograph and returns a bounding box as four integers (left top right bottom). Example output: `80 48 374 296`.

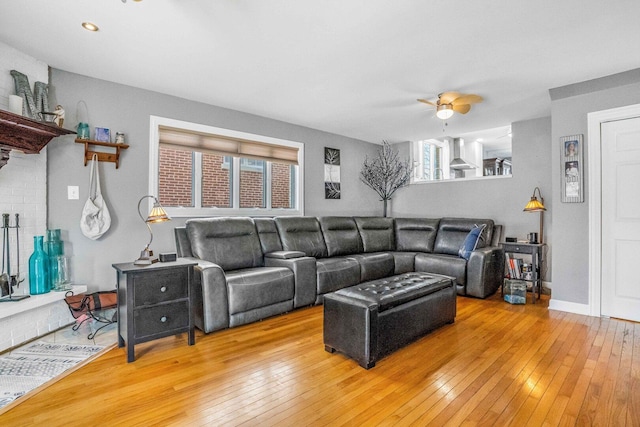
80 154 111 240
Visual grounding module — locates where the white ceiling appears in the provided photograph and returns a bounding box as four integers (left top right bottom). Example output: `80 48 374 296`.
1 1 639 144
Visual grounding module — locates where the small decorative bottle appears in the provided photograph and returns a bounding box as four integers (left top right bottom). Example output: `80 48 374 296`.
29 236 50 295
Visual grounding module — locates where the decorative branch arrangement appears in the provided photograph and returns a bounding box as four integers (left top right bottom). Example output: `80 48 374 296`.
360 141 413 217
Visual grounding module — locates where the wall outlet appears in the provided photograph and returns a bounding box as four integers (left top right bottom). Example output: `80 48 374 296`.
67 186 79 200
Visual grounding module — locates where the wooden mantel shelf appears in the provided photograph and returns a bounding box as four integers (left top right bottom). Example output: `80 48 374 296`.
75 138 129 169
0 109 75 168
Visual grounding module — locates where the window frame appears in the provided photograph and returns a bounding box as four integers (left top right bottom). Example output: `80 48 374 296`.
149 116 304 217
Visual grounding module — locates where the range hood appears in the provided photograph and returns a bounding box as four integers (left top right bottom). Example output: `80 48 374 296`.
449 138 477 170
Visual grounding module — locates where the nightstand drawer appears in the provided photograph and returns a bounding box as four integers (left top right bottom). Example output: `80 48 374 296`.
133 268 188 306
502 244 531 254
134 301 189 338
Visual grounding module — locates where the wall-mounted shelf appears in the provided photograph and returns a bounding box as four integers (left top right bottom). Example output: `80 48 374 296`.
75 138 129 169
0 109 75 168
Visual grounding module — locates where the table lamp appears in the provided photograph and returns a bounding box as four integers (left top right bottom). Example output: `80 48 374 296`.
134 195 170 265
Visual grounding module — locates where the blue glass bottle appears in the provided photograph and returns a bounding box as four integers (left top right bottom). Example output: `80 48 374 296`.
29 235 49 295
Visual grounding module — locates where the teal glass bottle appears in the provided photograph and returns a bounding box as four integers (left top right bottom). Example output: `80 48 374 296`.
29 235 50 295
45 229 64 291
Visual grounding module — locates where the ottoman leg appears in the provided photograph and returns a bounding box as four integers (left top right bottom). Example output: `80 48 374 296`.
325 345 336 353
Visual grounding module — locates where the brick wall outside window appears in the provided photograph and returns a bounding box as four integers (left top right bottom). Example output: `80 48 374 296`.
202 154 230 207
271 162 291 208
159 147 193 207
159 148 292 209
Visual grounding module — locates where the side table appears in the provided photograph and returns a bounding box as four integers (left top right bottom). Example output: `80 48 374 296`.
112 259 197 362
500 242 545 303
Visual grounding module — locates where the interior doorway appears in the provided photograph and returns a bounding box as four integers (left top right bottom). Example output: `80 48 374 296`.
588 103 640 320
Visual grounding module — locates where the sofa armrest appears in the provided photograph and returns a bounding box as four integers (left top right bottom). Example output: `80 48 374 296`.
264 250 306 260
265 255 317 308
184 257 230 333
465 246 505 298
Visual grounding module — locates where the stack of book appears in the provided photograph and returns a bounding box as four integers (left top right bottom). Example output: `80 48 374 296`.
505 253 524 279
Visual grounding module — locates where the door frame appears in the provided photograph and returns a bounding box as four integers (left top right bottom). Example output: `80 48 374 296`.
587 103 640 317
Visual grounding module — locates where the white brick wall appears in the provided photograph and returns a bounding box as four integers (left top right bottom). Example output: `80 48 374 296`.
0 301 75 352
0 41 58 350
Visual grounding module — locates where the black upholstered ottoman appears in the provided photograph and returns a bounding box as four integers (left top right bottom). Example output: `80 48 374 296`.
323 272 456 369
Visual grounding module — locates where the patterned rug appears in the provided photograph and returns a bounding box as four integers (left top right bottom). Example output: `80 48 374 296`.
0 342 107 410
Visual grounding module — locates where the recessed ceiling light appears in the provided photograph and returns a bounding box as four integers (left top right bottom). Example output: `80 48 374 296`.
82 22 99 32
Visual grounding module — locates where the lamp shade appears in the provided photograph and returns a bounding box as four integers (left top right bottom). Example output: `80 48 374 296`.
146 202 170 223
523 197 546 212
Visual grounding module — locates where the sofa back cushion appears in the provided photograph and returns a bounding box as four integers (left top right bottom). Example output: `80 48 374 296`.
253 218 283 254
319 216 363 256
275 217 328 258
354 217 395 252
394 218 440 253
174 226 194 257
434 217 495 256
185 217 264 270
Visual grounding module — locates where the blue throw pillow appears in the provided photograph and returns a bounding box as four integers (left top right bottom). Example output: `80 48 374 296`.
458 224 486 260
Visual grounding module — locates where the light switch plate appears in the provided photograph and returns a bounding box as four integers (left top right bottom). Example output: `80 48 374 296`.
67 186 79 200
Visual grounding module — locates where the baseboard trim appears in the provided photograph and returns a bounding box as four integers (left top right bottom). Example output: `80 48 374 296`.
548 298 591 316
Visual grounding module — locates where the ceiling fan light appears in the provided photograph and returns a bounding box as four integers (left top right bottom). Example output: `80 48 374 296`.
436 104 454 120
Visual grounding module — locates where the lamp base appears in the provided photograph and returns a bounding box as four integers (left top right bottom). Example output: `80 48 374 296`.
134 248 159 265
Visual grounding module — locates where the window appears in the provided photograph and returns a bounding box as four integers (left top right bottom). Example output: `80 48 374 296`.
412 139 450 182
150 116 304 217
411 126 513 182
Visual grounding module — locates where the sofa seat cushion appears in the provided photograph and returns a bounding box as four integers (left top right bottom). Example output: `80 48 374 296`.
414 253 466 286
226 267 295 315
348 252 395 282
316 257 361 296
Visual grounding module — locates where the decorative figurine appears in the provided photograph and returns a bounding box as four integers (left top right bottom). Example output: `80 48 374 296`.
53 105 65 127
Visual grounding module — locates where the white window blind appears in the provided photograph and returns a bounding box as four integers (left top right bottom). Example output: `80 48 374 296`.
159 125 299 165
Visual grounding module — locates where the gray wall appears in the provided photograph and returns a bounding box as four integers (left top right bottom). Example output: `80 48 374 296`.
393 116 553 281
47 69 381 291
549 70 640 305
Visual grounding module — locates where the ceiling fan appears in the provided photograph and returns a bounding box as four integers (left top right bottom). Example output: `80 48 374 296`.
417 91 483 120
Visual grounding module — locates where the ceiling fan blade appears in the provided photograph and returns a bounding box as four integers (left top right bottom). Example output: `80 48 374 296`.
417 98 437 106
452 104 471 114
451 94 483 105
438 91 461 105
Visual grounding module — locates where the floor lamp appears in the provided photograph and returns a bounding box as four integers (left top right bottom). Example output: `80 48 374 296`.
523 187 546 244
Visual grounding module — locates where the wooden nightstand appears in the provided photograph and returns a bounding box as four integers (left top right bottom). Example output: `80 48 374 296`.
112 259 197 362
500 242 545 303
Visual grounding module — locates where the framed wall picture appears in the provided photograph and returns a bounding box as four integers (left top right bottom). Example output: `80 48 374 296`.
324 147 341 199
561 134 584 203
95 127 111 143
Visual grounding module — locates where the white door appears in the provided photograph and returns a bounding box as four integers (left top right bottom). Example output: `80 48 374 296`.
601 116 640 322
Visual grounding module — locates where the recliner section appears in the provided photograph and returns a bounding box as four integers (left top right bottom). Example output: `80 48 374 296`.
175 215 505 333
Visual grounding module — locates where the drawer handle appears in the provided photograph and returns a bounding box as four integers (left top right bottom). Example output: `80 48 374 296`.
160 316 167 323
160 286 167 293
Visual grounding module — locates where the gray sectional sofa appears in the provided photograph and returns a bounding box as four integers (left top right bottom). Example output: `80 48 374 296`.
175 216 504 333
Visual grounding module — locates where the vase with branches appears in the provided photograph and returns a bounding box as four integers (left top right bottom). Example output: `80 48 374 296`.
360 141 413 217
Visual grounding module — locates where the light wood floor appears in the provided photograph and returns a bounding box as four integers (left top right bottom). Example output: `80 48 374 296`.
2 293 639 426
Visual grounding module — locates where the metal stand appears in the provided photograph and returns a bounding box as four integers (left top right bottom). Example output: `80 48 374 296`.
0 213 30 302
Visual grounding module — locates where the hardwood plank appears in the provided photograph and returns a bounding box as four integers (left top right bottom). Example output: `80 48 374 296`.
1 293 638 427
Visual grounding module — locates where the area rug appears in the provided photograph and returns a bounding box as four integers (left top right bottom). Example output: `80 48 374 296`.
0 342 108 410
